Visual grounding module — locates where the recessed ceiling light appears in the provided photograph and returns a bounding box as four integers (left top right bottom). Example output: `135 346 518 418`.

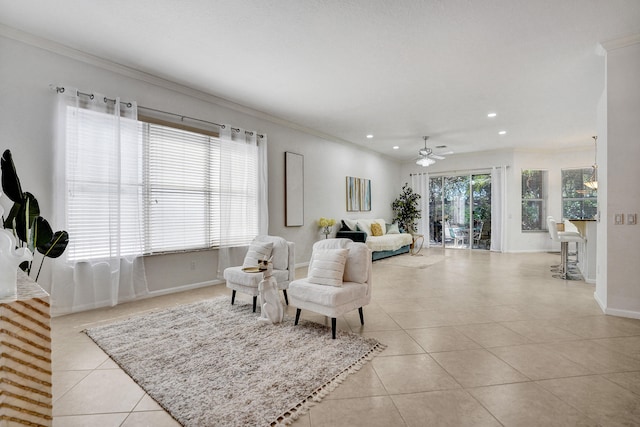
487 113 497 118
366 134 374 139
498 130 507 135
392 146 399 150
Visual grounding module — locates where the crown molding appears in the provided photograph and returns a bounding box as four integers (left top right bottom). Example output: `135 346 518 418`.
600 33 640 52
0 23 367 152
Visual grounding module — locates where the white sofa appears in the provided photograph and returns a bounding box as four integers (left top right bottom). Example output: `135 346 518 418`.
336 218 412 261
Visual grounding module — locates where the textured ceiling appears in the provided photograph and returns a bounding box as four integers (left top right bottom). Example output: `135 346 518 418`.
1 0 639 161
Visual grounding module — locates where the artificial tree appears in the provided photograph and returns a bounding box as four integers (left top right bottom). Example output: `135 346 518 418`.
1 150 69 280
391 183 421 233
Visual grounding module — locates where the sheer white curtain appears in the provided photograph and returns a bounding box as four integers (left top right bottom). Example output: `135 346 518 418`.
216 125 268 278
52 87 148 315
410 173 429 236
490 166 507 252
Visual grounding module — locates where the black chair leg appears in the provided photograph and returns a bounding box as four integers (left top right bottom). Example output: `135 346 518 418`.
231 290 236 305
283 289 289 305
358 307 364 325
331 318 337 339
295 308 301 325
252 296 257 312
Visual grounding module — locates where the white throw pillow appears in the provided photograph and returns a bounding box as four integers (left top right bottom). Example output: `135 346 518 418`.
356 220 374 237
343 218 358 231
307 248 349 287
242 241 274 268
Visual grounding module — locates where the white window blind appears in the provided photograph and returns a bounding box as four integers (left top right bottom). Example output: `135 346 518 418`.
145 122 259 254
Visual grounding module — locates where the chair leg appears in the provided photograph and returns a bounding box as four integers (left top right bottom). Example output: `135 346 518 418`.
282 289 289 305
358 307 364 325
295 309 301 325
331 318 337 339
252 296 257 313
231 290 236 305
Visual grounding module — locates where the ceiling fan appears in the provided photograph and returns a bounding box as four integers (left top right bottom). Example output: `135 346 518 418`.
415 136 452 166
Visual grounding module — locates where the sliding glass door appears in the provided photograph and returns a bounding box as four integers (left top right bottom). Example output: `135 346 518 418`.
428 172 491 250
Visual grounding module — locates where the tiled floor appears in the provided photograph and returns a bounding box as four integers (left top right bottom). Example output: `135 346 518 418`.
51 249 640 426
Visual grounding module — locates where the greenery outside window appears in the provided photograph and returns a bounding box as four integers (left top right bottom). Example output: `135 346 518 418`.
521 170 547 231
561 168 597 220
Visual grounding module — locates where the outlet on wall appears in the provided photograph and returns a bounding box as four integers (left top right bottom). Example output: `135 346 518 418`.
614 213 624 225
628 214 637 225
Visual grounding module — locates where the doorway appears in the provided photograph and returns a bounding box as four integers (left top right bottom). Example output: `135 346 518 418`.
428 173 491 249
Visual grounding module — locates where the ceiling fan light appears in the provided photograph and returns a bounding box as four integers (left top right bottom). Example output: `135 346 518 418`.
416 157 435 167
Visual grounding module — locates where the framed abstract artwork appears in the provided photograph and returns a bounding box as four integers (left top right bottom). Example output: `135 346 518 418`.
346 176 371 212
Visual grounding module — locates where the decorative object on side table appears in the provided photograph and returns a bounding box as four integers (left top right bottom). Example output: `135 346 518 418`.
392 183 421 234
318 217 336 239
0 206 33 298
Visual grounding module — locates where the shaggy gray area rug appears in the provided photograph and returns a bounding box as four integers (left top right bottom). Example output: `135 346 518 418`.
85 296 384 427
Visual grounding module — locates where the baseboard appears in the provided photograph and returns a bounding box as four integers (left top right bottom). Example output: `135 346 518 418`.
592 292 640 319
603 306 640 320
147 279 223 298
593 291 607 313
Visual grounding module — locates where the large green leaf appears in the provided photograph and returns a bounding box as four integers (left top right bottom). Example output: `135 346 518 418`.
37 230 69 259
15 192 40 245
1 150 24 203
34 216 53 249
3 202 21 230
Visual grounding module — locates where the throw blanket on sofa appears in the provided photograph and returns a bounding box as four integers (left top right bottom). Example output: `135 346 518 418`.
366 234 413 252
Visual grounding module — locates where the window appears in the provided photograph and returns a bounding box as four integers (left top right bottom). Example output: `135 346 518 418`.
521 170 547 231
65 107 260 261
561 168 597 220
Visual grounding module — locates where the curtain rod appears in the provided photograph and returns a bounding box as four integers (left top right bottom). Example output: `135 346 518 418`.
138 105 264 138
55 86 133 108
54 86 263 138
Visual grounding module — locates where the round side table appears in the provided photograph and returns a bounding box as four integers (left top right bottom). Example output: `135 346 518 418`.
410 234 424 255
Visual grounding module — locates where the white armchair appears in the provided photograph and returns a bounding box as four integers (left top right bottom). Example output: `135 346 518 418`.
288 238 372 339
223 235 295 312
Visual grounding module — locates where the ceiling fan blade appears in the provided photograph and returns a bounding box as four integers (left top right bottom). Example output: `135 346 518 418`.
429 154 445 160
438 151 454 156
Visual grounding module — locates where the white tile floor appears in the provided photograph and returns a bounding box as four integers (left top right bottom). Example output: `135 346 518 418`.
51 249 640 426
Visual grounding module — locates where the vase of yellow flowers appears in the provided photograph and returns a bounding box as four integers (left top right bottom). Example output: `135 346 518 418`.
318 217 336 239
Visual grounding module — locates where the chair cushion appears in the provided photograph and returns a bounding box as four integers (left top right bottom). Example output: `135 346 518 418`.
242 241 273 268
254 235 289 270
308 248 348 287
342 243 369 284
224 266 289 288
289 280 368 307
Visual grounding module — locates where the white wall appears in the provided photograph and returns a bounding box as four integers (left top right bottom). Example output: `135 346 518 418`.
0 33 403 313
598 38 640 318
401 147 593 252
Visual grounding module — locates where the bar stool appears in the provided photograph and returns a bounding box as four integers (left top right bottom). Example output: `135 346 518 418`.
548 217 584 280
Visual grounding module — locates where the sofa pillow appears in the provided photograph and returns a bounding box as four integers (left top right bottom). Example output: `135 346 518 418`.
356 219 374 237
308 248 349 287
242 241 274 268
370 222 383 236
386 223 400 234
374 219 387 235
342 218 358 232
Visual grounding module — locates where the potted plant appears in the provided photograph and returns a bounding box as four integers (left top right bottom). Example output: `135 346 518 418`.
391 183 421 233
1 150 69 280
